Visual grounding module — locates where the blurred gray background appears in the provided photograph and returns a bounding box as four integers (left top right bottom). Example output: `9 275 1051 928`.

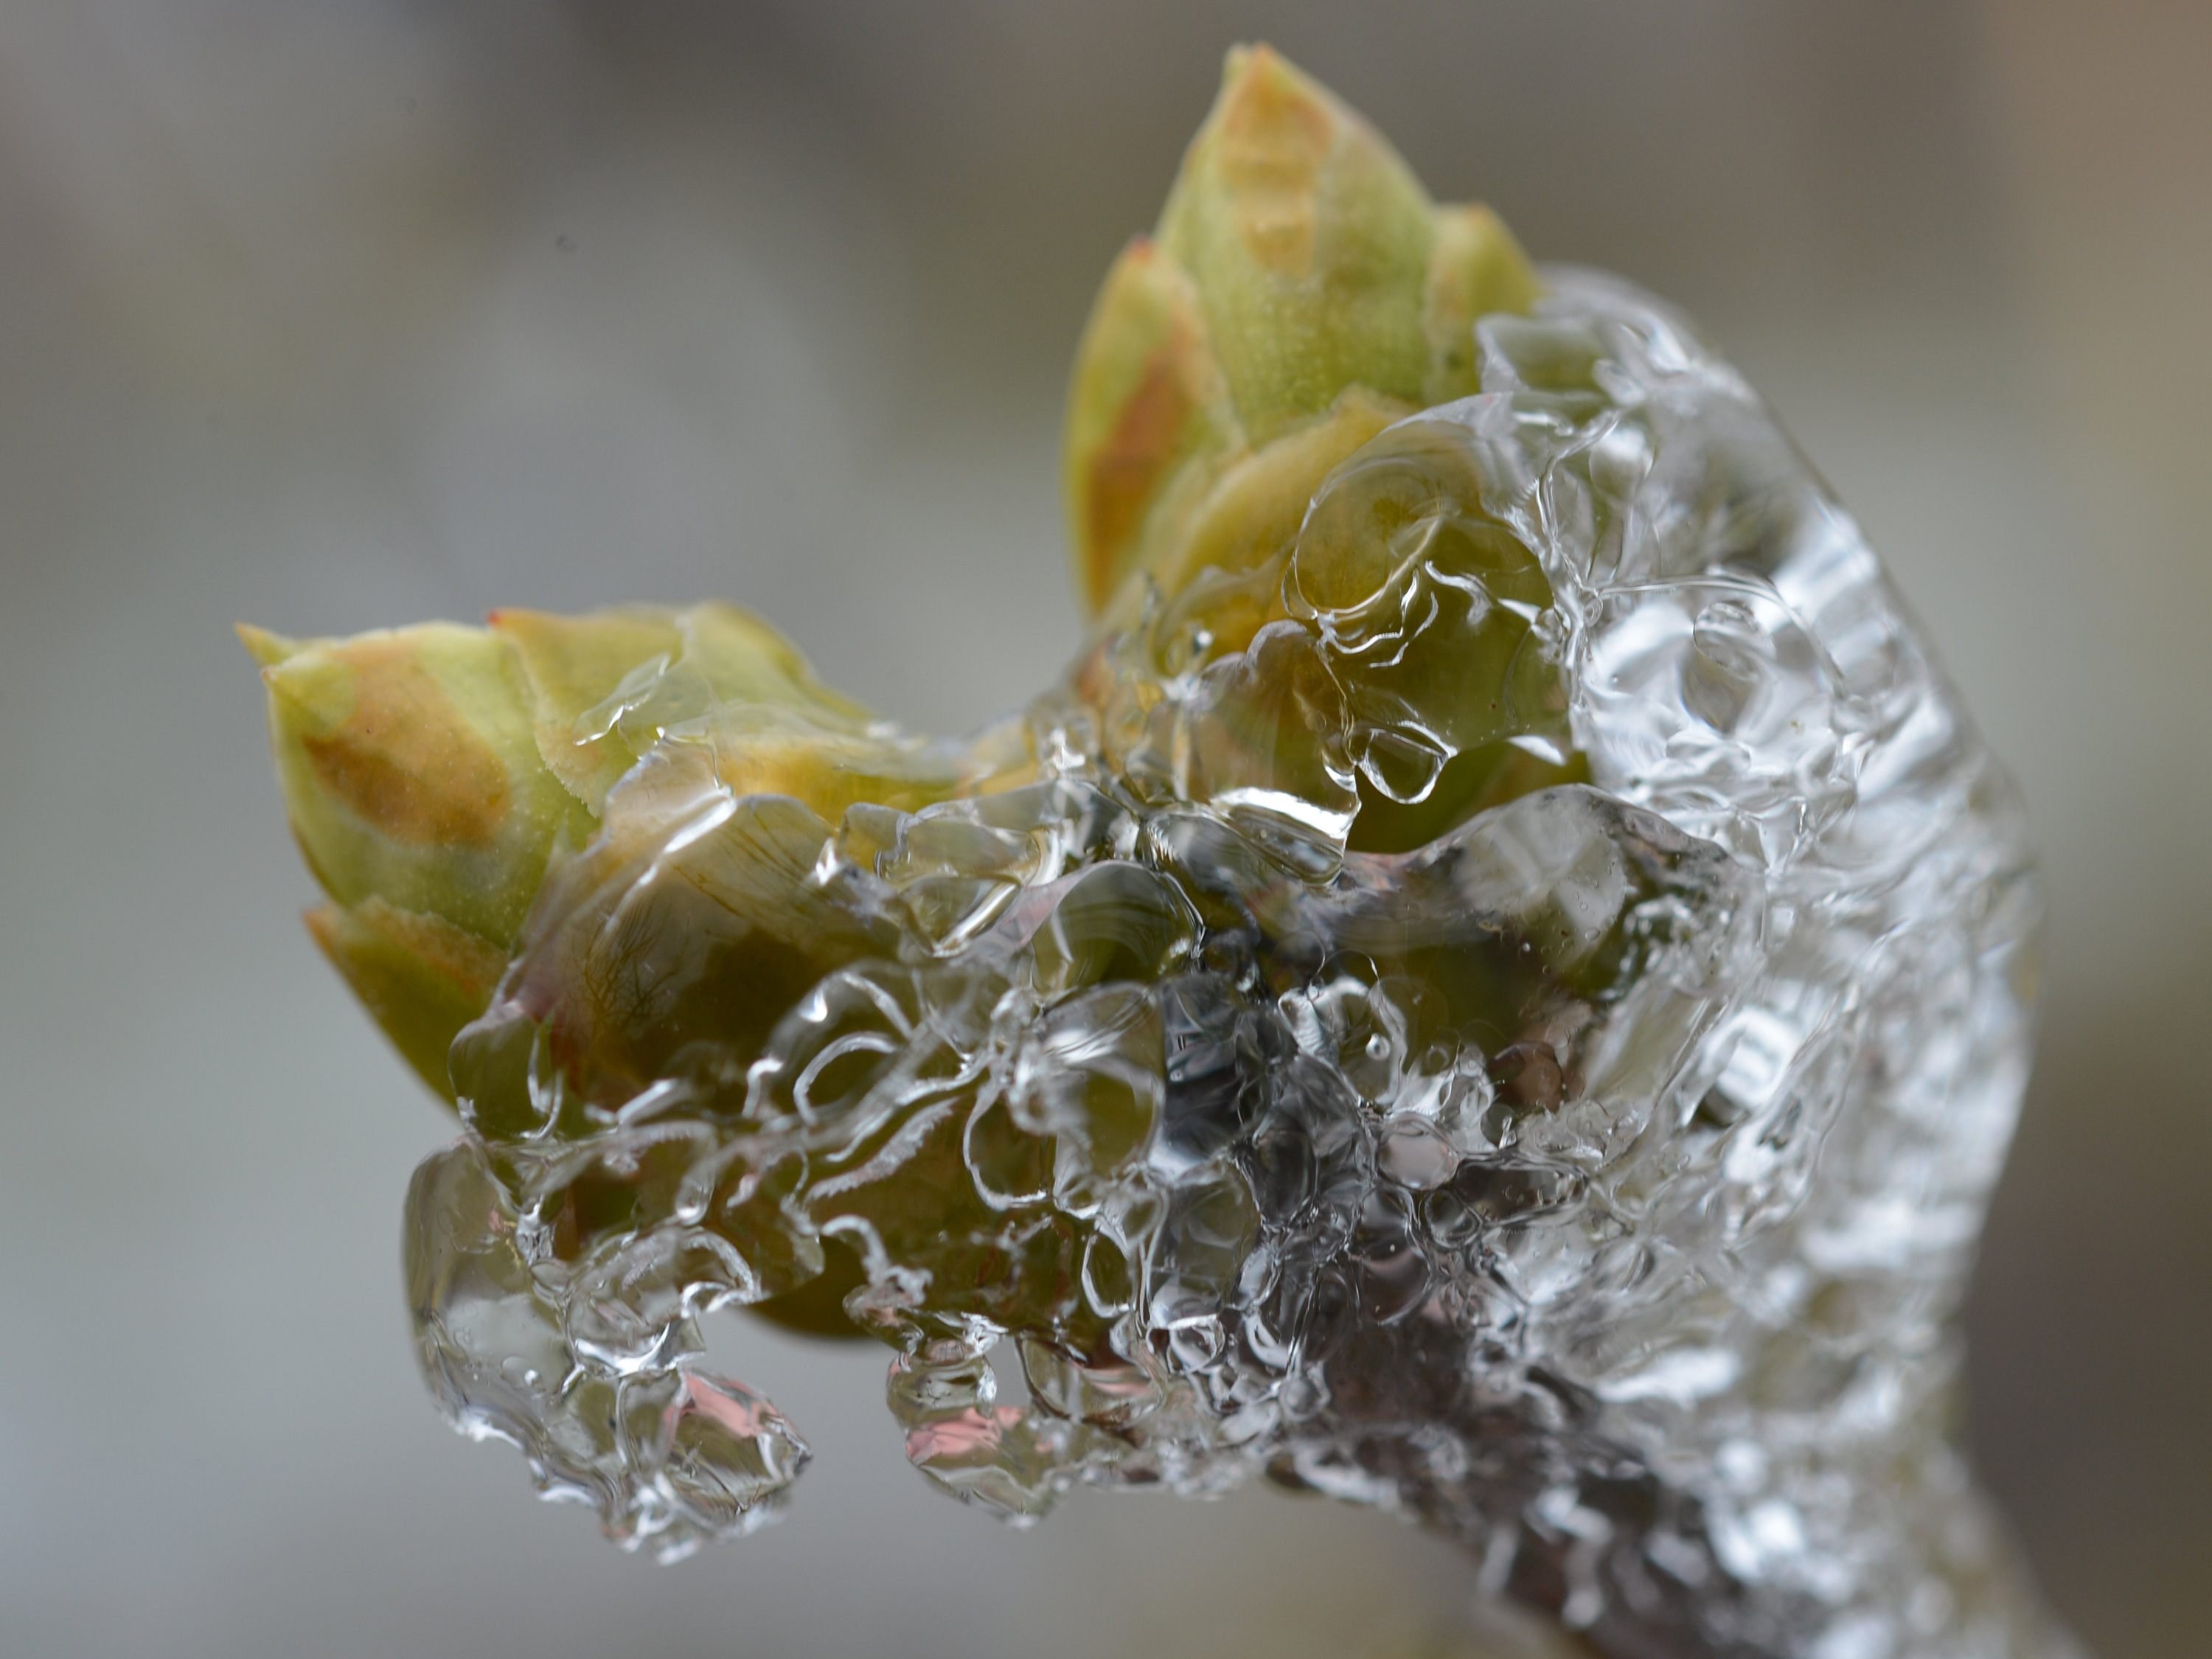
1 3 2205 1655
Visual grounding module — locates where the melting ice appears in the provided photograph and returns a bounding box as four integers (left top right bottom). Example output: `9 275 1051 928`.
405 273 2075 1658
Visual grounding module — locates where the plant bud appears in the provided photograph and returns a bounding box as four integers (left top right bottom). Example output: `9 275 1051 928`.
1064 44 1541 622
245 606 973 1106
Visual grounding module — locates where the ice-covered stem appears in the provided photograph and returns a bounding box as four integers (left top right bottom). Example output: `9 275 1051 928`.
245 42 2076 1659
1323 1380 2060 1659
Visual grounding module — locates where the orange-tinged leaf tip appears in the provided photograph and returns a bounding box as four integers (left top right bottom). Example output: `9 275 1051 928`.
281 633 515 849
1085 346 1201 599
1065 234 1241 614
1208 45 1336 278
237 622 303 671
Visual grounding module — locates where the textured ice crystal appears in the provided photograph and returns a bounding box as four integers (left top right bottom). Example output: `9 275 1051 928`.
404 273 2073 1655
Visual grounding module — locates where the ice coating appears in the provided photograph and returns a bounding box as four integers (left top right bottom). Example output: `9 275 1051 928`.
406 272 2074 1656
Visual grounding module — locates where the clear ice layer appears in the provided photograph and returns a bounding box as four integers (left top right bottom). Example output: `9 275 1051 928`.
406 272 2076 1656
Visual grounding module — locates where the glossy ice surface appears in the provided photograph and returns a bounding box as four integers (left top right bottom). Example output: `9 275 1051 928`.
401 272 2075 1657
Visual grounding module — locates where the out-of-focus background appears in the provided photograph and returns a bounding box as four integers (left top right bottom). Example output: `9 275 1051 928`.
1 4 2204 1655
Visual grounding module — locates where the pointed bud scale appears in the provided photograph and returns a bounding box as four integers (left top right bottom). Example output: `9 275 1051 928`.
248 620 594 948
303 898 507 1102
670 600 872 724
487 602 874 813
1136 385 1405 636
486 605 684 809
1421 204 1542 406
1157 45 1437 440
1062 238 1242 613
